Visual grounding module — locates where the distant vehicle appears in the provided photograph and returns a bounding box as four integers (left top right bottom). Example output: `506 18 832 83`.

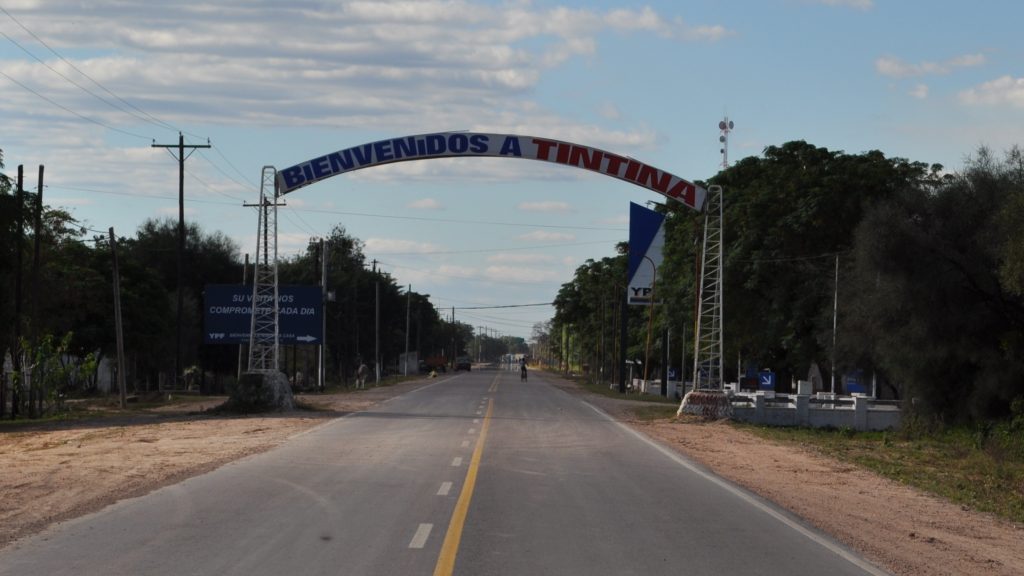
423 355 447 373
455 356 472 371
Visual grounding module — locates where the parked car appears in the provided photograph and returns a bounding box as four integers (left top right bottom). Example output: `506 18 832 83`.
455 356 472 371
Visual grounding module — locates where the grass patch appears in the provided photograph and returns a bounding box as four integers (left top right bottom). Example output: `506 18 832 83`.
630 405 680 421
735 421 1024 523
569 375 677 404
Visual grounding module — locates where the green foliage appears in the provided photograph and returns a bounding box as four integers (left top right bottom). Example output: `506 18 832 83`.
707 141 932 385
550 252 632 378
843 147 1024 422
15 333 96 417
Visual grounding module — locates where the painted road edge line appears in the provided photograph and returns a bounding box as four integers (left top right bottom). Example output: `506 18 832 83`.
579 399 892 576
433 384 497 575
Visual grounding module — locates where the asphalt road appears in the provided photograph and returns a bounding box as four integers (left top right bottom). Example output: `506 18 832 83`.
0 368 889 575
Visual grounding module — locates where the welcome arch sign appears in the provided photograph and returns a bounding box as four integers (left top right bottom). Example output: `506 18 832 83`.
276 131 707 212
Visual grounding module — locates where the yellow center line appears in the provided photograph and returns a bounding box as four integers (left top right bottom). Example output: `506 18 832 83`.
433 376 498 576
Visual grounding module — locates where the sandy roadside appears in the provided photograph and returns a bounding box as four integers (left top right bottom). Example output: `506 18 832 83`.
1 374 1021 575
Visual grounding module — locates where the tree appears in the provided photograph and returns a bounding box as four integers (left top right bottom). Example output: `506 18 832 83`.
676 141 934 388
843 147 1024 422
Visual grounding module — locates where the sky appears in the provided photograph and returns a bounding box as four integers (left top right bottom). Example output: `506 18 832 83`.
2 0 1023 340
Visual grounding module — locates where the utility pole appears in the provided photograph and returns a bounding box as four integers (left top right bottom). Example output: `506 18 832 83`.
12 166 24 417
31 166 43 416
831 253 839 394
152 133 210 389
372 257 379 385
237 253 249 383
375 280 380 385
618 290 627 393
404 284 411 376
30 166 42 341
109 228 128 409
320 238 326 392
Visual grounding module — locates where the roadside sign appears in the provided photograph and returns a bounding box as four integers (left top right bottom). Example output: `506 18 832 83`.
758 370 776 391
627 202 666 306
204 284 323 344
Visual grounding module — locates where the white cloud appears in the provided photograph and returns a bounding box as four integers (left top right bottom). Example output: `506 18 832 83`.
365 237 444 254
518 201 571 213
604 7 732 41
157 206 197 217
486 253 556 264
812 0 873 9
597 102 621 120
959 76 1024 108
875 53 986 79
909 83 929 100
482 265 562 284
47 197 94 207
407 197 443 210
595 214 629 226
0 1 728 136
518 230 575 242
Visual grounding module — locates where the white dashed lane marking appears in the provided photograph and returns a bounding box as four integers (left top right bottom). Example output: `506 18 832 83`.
452 457 463 467
409 523 433 549
437 482 452 496
461 440 470 448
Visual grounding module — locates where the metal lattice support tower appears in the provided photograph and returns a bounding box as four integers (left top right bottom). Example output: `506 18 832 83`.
692 184 724 390
247 166 280 372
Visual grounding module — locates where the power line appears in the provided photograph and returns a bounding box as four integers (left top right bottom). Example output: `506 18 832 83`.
375 260 561 286
39 183 240 206
455 302 553 310
196 151 255 196
0 69 152 141
289 206 624 231
210 144 257 187
0 5 187 136
367 239 618 256
0 27 164 133
734 250 850 263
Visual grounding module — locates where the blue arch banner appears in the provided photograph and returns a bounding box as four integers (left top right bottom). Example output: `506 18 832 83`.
276 132 706 211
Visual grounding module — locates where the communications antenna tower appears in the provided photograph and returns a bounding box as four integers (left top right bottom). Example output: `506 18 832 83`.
247 166 282 372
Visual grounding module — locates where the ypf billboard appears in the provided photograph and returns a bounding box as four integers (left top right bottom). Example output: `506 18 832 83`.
204 284 323 344
627 202 666 305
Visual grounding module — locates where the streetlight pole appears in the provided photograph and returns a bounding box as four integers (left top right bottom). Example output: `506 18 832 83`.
404 284 411 376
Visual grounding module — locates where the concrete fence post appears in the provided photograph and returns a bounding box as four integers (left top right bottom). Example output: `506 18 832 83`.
795 395 809 427
854 395 868 431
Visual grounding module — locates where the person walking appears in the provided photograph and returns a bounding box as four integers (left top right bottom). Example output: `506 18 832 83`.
356 361 368 389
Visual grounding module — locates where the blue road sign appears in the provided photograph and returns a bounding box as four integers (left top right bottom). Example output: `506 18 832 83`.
758 370 776 391
204 284 323 344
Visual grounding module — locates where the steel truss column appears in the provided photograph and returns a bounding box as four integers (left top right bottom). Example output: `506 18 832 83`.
248 166 281 373
692 184 724 390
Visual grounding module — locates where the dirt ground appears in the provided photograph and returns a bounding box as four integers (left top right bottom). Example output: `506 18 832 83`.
2 375 1022 576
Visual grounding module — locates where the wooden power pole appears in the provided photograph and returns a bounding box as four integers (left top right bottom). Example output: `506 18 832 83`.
151 133 209 389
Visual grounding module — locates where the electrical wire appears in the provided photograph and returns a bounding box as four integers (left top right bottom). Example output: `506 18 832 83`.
0 69 152 141
0 5 194 137
289 206 624 231
375 260 561 286
366 239 618 256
